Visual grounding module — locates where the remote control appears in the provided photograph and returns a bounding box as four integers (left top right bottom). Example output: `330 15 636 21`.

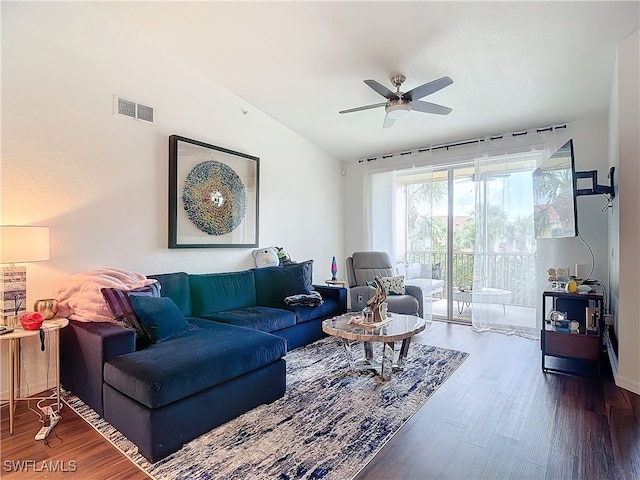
0 328 14 335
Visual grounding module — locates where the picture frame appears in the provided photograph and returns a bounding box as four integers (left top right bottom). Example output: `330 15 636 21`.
169 135 259 248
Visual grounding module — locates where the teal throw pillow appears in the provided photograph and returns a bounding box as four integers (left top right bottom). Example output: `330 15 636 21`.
130 295 191 343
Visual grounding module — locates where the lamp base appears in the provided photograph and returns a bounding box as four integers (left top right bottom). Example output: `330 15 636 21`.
1 265 27 324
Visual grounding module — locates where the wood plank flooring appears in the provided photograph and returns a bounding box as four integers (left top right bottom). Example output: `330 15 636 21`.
356 321 640 479
1 395 149 479
2 321 638 479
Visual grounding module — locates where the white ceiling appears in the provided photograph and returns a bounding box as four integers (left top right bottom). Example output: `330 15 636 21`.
97 1 639 161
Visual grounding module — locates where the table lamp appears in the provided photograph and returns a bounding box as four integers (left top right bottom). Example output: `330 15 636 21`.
0 226 50 325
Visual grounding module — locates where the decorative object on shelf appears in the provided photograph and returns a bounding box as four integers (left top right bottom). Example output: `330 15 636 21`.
331 256 338 281
19 311 44 330
0 226 50 325
169 135 259 248
548 266 572 291
34 298 59 320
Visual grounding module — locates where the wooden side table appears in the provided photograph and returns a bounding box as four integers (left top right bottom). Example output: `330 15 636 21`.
325 279 347 288
541 290 604 377
1 317 69 434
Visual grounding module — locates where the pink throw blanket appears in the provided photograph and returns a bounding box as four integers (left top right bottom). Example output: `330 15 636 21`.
54 267 158 322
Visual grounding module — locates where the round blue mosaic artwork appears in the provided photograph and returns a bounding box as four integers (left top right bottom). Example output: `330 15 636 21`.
182 161 247 236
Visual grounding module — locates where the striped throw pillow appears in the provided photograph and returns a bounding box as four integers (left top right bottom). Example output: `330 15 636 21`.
101 282 161 335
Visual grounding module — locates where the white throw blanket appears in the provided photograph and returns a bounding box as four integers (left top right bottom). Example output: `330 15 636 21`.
54 267 157 322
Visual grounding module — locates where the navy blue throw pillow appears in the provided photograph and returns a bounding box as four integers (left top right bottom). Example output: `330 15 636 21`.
254 260 314 307
130 296 191 343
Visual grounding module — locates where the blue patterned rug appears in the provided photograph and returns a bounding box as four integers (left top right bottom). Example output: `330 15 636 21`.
63 337 468 480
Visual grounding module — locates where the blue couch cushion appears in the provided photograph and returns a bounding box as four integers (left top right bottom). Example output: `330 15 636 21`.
130 296 192 343
189 270 256 315
201 306 296 332
254 260 314 308
103 319 286 409
147 272 192 317
284 297 343 324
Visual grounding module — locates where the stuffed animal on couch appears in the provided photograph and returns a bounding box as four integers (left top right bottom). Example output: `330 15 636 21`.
253 247 280 268
276 247 294 266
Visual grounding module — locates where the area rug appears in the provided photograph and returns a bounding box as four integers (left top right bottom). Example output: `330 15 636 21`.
63 337 468 480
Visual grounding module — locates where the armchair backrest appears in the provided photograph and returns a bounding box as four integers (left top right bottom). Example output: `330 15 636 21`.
346 251 394 287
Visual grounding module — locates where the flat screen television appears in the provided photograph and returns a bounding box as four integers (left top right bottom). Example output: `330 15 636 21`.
532 139 578 239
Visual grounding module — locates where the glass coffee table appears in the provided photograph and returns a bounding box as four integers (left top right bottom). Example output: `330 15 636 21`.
322 312 426 380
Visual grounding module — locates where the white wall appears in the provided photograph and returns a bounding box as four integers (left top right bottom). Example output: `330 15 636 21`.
1 3 343 396
609 30 640 395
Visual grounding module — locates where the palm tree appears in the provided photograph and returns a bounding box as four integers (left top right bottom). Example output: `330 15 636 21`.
504 215 534 252
406 181 447 251
454 216 476 252
476 204 508 252
533 169 574 238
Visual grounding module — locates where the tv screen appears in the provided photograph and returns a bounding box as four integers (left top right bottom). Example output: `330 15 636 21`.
532 139 578 239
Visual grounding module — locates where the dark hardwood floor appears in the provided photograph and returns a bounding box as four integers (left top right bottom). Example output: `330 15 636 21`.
1 394 149 479
2 321 638 479
356 321 640 480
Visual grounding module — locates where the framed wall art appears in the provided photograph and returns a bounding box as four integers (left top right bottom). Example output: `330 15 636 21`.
169 135 259 248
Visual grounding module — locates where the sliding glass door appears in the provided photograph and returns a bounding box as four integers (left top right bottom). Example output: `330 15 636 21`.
396 164 475 321
392 156 538 332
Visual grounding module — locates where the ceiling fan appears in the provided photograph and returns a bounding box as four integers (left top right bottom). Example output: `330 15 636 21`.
339 74 453 128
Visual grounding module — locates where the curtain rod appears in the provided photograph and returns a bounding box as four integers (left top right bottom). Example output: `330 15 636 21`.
358 123 567 163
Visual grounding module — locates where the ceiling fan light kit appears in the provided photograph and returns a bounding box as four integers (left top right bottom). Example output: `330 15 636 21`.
340 73 453 128
386 101 411 119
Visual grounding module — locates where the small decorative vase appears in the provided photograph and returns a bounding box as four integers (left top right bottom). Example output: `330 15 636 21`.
331 256 337 281
34 298 59 320
362 307 373 323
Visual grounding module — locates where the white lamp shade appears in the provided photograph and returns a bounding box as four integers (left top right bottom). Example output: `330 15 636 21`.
0 226 50 263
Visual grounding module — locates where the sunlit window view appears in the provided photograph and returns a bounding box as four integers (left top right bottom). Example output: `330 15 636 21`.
388 154 539 334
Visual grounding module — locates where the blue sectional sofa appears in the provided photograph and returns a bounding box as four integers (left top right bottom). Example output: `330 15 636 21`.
60 264 347 462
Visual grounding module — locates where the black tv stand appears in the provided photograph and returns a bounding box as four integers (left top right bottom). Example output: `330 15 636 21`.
575 166 615 198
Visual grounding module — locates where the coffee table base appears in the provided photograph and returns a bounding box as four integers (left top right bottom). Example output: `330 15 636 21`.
340 337 414 381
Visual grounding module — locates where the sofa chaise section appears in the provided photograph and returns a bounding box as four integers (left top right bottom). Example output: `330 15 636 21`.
103 319 286 461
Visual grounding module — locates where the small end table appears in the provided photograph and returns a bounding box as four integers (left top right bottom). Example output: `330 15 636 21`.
1 317 69 434
325 279 347 288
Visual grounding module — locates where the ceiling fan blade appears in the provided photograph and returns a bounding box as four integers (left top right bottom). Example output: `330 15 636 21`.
410 100 452 115
383 114 396 129
364 79 396 99
339 102 386 114
404 76 453 101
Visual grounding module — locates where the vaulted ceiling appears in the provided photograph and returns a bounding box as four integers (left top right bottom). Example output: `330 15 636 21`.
98 1 639 161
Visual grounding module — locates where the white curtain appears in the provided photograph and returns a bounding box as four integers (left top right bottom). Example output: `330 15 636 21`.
364 128 567 335
368 166 435 319
368 171 396 257
470 147 543 338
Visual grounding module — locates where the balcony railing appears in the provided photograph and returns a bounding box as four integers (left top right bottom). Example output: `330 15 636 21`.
406 250 536 307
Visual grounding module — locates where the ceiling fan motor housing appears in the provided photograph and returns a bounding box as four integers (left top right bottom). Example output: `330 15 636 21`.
386 98 411 119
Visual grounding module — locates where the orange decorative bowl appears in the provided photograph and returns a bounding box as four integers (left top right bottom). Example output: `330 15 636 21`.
19 312 44 330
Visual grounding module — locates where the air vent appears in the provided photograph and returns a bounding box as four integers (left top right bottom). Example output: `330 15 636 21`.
114 96 155 123
136 103 154 122
117 97 136 118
